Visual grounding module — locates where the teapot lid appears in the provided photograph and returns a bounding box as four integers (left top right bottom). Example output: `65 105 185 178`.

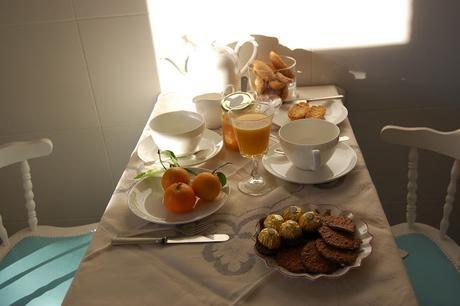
221 92 253 112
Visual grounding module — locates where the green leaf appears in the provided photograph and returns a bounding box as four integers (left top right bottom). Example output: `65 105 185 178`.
162 150 180 167
134 168 164 179
216 172 227 187
157 149 167 170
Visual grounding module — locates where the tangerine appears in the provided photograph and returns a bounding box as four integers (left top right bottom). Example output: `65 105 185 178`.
163 182 196 213
161 167 190 190
191 172 222 201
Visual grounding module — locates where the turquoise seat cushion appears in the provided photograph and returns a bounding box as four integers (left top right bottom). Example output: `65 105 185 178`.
0 233 93 306
396 233 460 306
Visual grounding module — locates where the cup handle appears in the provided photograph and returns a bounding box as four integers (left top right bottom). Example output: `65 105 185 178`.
312 149 321 171
235 36 258 75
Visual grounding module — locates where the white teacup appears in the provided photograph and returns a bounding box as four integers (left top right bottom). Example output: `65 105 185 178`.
149 111 205 157
192 92 223 129
279 119 339 171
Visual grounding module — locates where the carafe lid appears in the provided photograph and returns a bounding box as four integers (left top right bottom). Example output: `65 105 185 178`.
221 92 253 112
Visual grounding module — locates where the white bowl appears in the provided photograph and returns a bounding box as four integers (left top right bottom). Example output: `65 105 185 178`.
149 111 205 157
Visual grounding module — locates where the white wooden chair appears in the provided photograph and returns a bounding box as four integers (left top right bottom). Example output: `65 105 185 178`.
0 139 97 306
380 125 460 306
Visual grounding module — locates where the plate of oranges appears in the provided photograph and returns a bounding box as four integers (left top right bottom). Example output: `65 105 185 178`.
128 165 229 225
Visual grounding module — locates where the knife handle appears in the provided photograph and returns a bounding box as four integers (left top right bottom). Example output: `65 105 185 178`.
111 237 166 246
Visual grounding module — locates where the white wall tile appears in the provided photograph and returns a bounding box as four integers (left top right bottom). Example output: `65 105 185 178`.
0 0 74 26
0 22 100 136
73 0 147 19
0 128 113 234
77 15 160 128
103 125 144 182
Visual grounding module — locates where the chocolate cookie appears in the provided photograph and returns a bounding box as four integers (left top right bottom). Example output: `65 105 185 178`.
275 246 305 273
315 238 359 265
301 240 340 274
319 226 362 250
322 215 356 233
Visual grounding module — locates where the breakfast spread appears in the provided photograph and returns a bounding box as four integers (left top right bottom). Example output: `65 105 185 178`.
251 51 295 100
287 101 327 121
255 205 364 276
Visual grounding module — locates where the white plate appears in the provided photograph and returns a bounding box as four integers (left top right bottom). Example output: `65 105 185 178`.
128 168 229 225
137 129 223 166
254 203 373 280
273 100 348 127
262 142 357 184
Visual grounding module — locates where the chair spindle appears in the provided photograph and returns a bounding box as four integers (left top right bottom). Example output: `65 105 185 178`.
21 160 38 231
406 147 418 227
0 214 9 246
440 159 459 239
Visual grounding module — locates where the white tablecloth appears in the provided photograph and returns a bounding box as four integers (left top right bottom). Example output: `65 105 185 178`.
64 86 417 306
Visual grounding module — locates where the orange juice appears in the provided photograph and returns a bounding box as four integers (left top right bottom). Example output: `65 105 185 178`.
234 113 272 157
221 112 239 152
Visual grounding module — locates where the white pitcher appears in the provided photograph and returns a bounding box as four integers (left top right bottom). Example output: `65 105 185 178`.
163 36 258 94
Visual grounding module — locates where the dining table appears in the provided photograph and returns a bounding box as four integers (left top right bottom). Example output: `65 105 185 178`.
63 85 418 306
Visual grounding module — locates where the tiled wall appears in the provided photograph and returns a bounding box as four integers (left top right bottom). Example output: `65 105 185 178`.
0 0 159 234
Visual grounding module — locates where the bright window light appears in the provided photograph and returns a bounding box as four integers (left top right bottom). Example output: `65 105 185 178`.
147 0 412 92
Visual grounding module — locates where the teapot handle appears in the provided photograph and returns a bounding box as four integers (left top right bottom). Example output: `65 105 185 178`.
234 37 258 75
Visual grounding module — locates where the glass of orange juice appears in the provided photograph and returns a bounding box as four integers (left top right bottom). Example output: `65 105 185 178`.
229 102 274 196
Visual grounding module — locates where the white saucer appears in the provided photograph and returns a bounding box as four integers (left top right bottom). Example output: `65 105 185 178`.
273 99 348 127
137 129 223 166
262 142 357 184
128 168 229 225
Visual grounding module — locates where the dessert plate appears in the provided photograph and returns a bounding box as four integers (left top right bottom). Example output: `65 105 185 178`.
262 142 357 184
273 99 348 127
253 203 373 280
128 168 229 225
137 129 223 166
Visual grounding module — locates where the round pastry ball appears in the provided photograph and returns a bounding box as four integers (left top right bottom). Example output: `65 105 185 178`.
279 220 303 247
299 211 322 232
257 228 281 250
282 206 302 222
263 214 284 231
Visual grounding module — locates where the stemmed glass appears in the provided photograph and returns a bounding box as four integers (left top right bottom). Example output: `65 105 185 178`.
229 102 275 196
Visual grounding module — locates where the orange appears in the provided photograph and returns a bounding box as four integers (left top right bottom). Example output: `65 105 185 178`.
163 182 196 213
191 172 222 201
161 167 190 190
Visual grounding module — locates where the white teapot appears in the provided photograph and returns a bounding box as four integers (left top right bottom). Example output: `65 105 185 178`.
163 36 258 94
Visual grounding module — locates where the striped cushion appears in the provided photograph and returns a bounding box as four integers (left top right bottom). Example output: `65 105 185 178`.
0 233 92 306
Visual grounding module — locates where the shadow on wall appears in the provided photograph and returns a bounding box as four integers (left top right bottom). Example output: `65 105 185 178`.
243 0 460 243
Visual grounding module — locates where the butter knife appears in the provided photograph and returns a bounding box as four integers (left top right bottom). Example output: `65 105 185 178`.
111 234 230 246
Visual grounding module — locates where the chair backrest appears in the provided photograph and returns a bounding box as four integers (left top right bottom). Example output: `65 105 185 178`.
380 126 460 239
0 139 53 246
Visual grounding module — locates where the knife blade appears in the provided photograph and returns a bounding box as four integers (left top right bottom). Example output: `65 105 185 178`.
284 94 344 104
111 234 230 246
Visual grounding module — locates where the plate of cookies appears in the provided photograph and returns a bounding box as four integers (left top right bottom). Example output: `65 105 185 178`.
272 99 348 127
253 204 372 280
